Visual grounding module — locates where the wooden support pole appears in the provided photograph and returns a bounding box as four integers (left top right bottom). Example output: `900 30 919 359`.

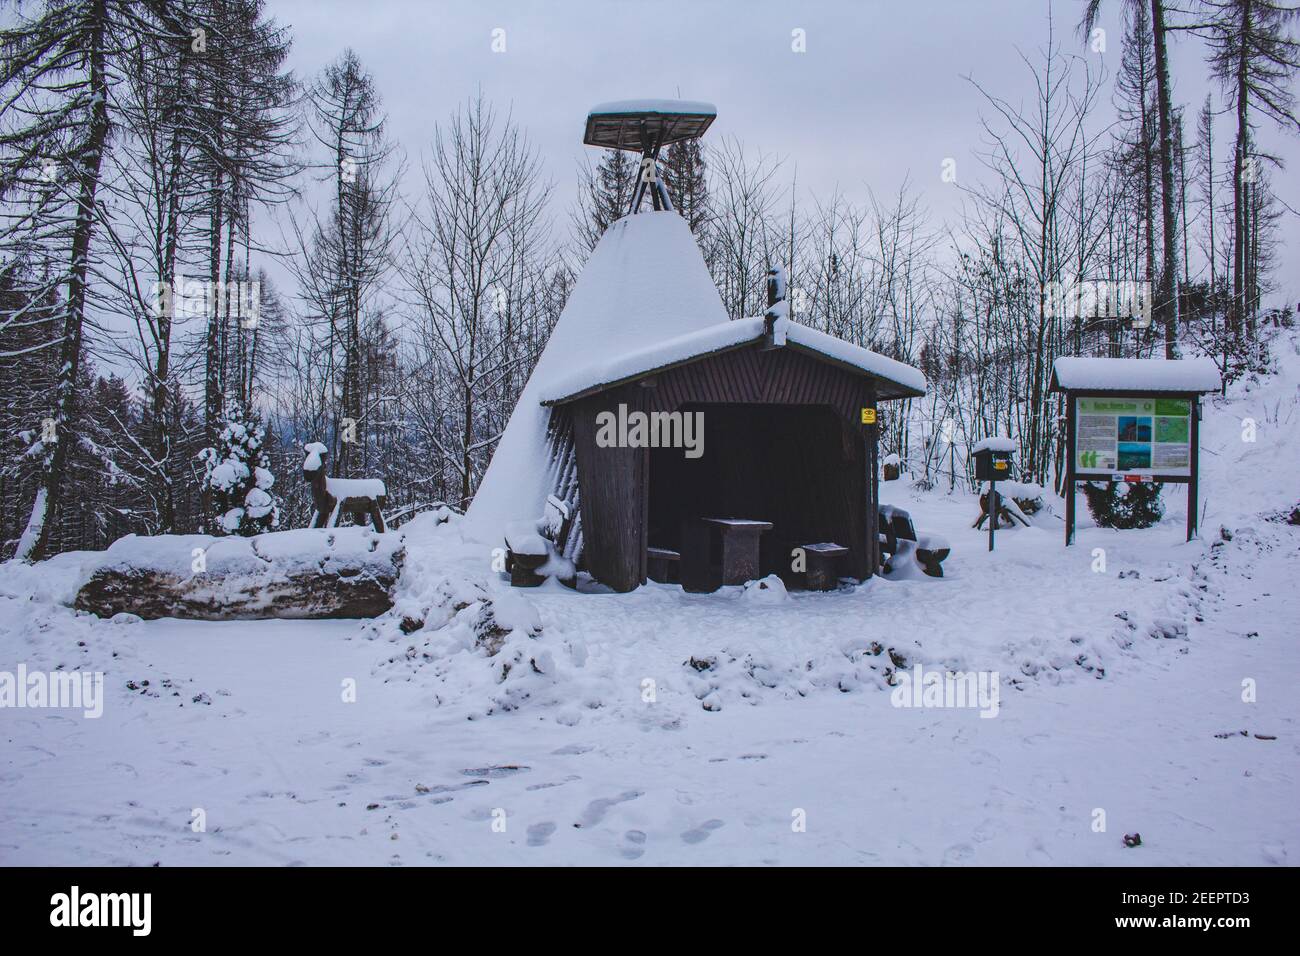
988 482 998 552
1065 392 1077 546
1187 397 1200 542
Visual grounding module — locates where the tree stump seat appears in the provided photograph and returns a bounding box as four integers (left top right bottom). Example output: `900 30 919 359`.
879 505 949 578
800 542 848 591
505 494 575 588
914 536 950 578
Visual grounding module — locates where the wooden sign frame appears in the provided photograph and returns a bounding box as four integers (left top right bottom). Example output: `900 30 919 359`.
1062 388 1202 546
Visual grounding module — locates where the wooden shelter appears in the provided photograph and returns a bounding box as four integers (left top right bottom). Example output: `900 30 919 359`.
539 283 924 592
541 339 921 591
469 100 925 593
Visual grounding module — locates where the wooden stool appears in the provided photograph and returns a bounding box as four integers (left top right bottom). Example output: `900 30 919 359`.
801 542 848 591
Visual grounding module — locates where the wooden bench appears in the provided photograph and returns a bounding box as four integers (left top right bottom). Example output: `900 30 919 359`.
878 505 915 558
505 494 575 588
800 542 848 591
646 546 680 584
879 506 949 578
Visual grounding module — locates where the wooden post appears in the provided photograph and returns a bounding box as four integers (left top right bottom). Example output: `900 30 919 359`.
1187 396 1200 542
1064 392 1077 546
988 482 998 552
862 388 879 578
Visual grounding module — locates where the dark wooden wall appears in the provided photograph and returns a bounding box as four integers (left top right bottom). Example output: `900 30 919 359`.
567 345 880 592
571 387 649 591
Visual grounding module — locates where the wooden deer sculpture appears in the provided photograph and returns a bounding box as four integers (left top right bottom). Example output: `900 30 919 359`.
302 442 388 532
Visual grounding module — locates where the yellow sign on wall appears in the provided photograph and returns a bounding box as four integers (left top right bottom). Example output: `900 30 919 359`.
861 408 877 425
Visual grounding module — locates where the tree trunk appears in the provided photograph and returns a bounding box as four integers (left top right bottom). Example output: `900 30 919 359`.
1231 0 1251 337
1150 0 1180 358
155 113 184 534
16 0 110 562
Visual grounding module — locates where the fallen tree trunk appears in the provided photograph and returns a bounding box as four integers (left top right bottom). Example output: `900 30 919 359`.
74 528 405 620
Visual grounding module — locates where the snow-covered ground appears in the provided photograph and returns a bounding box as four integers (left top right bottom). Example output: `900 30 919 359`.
2 334 1297 866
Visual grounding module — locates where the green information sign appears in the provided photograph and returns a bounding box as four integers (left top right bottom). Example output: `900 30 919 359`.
1075 396 1192 477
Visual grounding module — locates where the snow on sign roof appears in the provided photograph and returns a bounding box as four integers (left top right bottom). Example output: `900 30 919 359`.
1051 356 1221 393
539 316 927 405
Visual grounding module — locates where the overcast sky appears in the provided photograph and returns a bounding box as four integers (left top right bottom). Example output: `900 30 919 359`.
278 0 1299 302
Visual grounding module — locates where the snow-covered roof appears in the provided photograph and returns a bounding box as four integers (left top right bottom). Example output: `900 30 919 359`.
971 436 1017 454
541 318 757 403
589 99 717 117
466 211 729 537
539 316 926 405
1051 356 1221 393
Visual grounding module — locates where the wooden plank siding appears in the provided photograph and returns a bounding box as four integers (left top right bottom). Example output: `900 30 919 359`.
571 386 649 591
564 343 885 592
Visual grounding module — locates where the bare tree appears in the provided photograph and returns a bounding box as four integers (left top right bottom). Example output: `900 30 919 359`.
400 95 552 508
966 20 1106 484
708 136 784 319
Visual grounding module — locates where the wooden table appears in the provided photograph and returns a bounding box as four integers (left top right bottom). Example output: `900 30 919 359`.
681 517 773 591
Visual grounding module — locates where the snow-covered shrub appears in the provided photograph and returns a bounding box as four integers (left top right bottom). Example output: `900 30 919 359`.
1004 480 1046 515
1082 481 1164 529
199 410 281 536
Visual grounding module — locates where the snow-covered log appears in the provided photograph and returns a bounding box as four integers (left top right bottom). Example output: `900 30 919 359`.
74 528 404 620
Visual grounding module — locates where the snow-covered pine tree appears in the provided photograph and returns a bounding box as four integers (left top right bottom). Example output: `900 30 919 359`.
199 409 280 536
1082 480 1165 529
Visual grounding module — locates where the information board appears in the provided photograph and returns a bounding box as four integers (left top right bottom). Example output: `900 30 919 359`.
1074 396 1192 478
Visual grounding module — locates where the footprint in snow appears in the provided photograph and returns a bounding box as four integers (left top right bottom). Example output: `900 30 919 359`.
680 819 725 844
421 779 489 795
620 830 647 860
527 822 557 847
551 744 594 756
941 843 975 865
461 765 530 778
576 790 643 828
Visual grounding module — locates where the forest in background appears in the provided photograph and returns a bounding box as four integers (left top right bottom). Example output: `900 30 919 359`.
1 0 1297 559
